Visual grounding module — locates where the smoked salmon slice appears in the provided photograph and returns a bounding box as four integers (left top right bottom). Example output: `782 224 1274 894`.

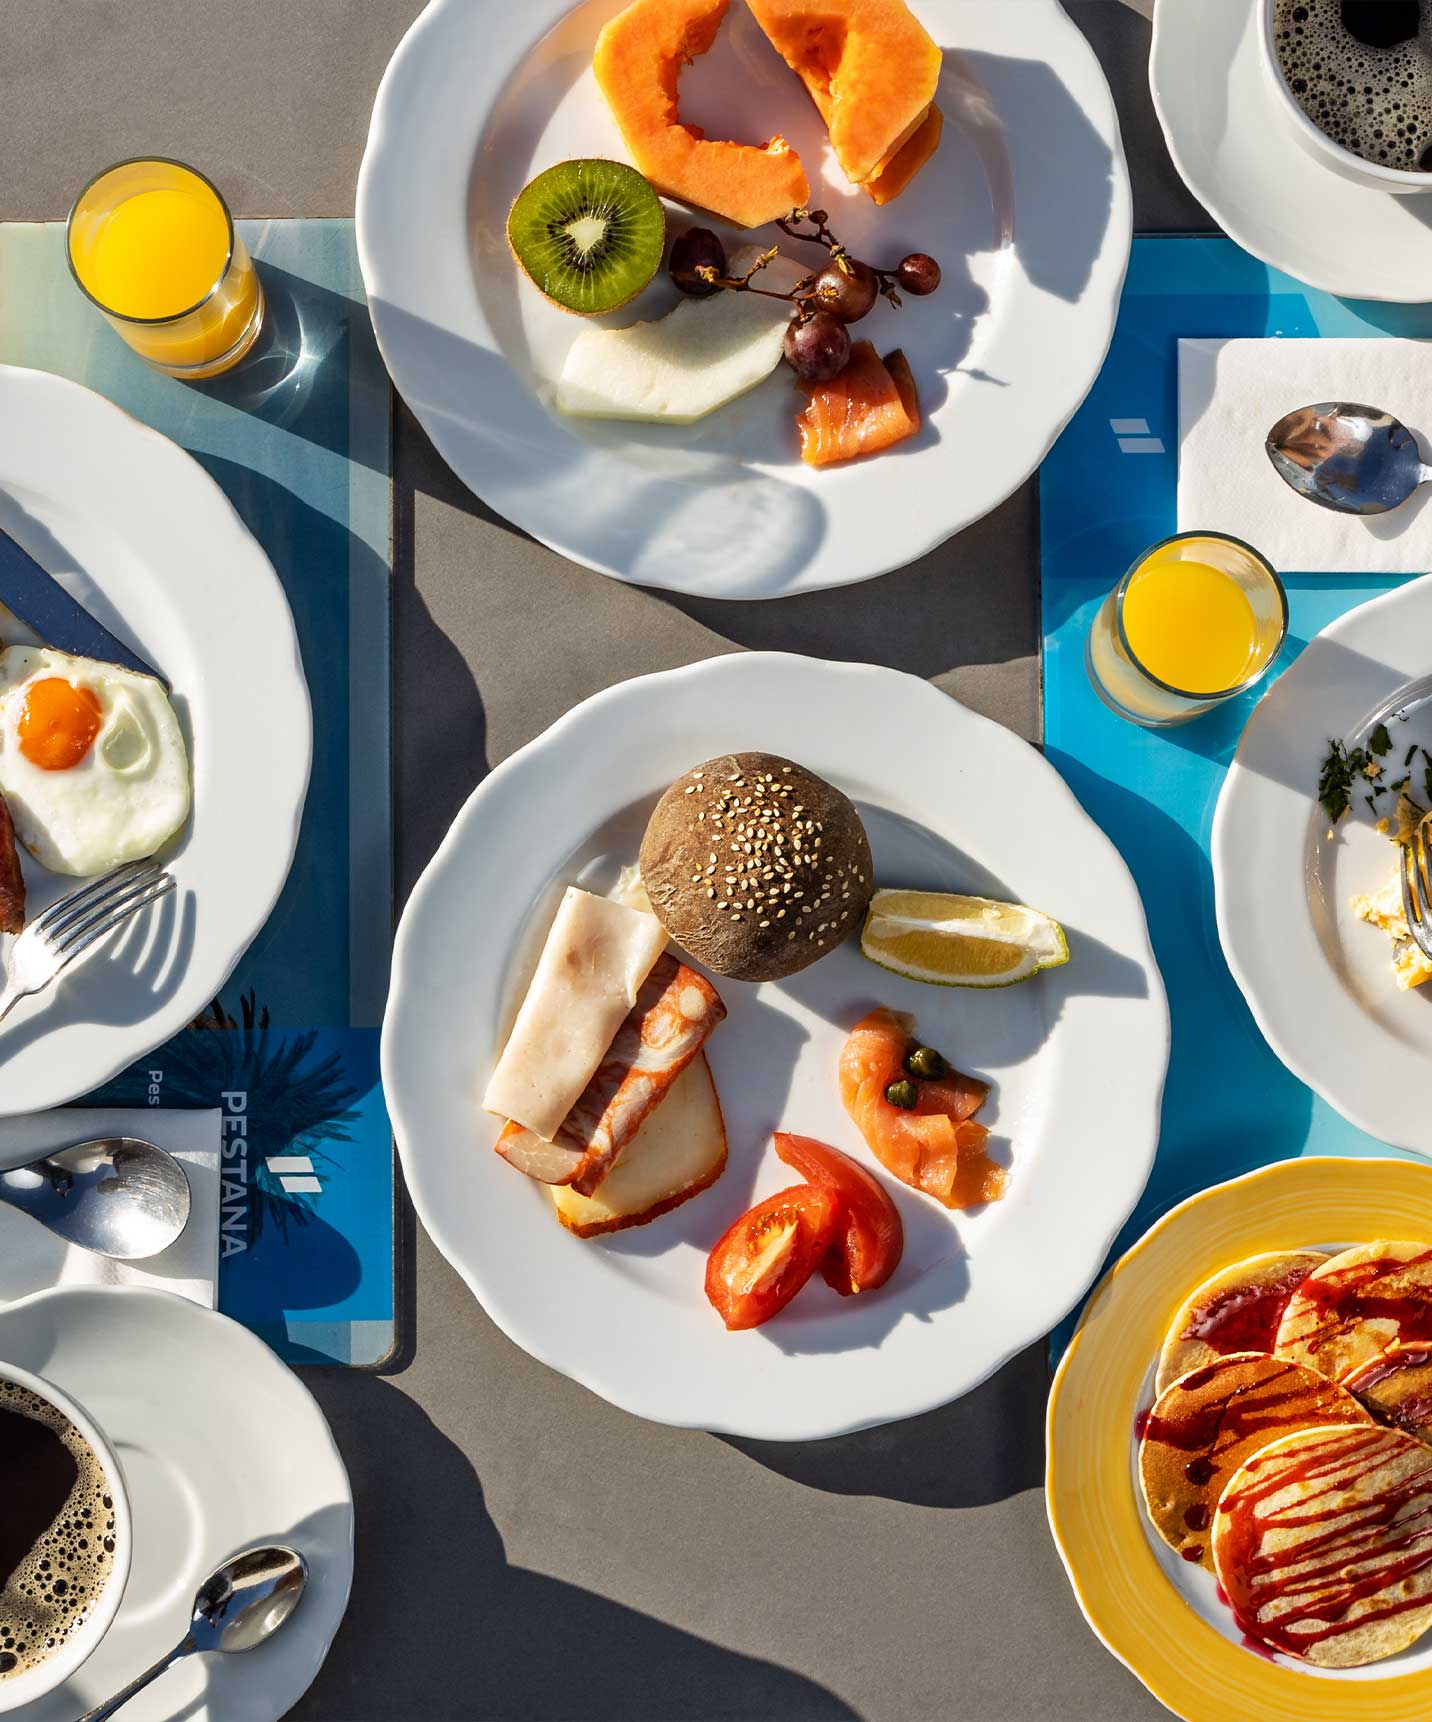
497 954 726 1193
797 340 918 468
838 1007 1005 1209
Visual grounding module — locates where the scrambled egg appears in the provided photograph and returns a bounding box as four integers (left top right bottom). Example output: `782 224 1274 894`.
1352 796 1432 991
1351 876 1432 991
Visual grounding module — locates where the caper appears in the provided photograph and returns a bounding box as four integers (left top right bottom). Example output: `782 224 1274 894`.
885 1078 918 1110
904 1046 947 1081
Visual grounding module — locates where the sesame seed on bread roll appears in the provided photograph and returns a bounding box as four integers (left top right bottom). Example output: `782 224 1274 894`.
639 753 874 982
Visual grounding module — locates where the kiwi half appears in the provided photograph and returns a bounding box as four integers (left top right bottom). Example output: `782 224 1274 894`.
507 159 666 317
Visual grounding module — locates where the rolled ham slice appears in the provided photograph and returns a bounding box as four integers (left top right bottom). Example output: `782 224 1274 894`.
496 954 726 1193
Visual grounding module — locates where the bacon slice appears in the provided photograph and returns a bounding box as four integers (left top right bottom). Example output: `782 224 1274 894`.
496 954 726 1193
0 792 24 935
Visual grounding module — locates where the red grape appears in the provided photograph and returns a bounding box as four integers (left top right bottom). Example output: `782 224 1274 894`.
896 253 941 296
669 228 727 296
812 259 880 323
784 313 851 382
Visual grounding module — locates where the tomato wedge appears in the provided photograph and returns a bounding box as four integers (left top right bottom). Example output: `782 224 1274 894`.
704 1184 841 1331
773 1133 904 1296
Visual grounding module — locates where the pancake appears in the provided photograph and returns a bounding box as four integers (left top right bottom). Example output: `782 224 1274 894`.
1155 1250 1328 1394
1275 1240 1432 1384
1346 1345 1432 1445
1212 1423 1432 1666
1138 1352 1371 1569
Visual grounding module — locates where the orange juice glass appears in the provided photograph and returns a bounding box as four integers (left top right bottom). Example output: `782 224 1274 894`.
1086 531 1288 727
66 158 264 379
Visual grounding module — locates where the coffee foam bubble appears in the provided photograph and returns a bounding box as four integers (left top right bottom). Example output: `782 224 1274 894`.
1274 0 1432 171
0 1381 117 1682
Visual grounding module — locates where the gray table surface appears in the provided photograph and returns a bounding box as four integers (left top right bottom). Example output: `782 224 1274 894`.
1 3 1214 1717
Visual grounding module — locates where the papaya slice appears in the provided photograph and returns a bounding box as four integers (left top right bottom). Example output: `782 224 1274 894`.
796 340 918 468
594 0 811 229
866 106 943 206
746 0 943 187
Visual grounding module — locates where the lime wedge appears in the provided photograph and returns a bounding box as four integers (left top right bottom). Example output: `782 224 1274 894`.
860 889 1069 989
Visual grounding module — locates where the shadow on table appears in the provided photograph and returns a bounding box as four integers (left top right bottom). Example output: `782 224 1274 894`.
717 1341 1046 1510
289 1374 857 1722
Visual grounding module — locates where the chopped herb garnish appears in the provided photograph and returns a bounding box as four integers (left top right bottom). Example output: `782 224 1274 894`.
1371 721 1393 755
1319 715 1415 825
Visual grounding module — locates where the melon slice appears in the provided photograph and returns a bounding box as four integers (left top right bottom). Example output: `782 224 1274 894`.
866 106 943 206
746 0 943 187
557 244 804 423
594 0 810 229
549 1054 727 1238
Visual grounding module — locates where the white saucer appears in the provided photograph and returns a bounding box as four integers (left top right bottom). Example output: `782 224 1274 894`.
1152 0 1432 302
0 1287 352 1722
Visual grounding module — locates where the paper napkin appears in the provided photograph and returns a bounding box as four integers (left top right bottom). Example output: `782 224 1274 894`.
0 1109 220 1307
1178 337 1432 574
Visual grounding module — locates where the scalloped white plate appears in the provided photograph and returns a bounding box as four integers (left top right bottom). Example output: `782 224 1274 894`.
1215 576 1432 1152
381 654 1168 1439
356 0 1131 597
0 368 311 1127
0 1286 351 1722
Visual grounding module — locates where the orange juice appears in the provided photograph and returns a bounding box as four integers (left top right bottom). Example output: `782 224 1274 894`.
1121 556 1259 694
67 159 263 379
77 184 231 321
1086 532 1287 728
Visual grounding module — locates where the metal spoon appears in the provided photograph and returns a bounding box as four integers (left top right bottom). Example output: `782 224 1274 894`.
80 1546 308 1722
0 1136 191 1260
1267 401 1432 515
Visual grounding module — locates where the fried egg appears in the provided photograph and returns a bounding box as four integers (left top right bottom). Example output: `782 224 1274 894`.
0 646 190 876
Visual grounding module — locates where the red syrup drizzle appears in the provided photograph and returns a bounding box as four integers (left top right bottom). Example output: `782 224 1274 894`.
1142 1358 1364 1489
1216 1425 1432 1658
1133 1407 1151 1441
1296 1248 1432 1358
1180 1264 1320 1356
1346 1349 1432 1433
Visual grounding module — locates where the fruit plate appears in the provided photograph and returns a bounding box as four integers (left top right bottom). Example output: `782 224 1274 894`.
1213 576 1432 1154
356 0 1132 599
1048 1158 1432 1722
381 654 1168 1439
0 368 310 1123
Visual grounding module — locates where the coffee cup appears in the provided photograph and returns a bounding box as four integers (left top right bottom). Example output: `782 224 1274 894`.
0 1361 131 1712
1259 0 1432 192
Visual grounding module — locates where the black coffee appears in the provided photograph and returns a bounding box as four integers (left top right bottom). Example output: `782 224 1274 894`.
0 1380 116 1682
1342 0 1421 49
1274 0 1432 171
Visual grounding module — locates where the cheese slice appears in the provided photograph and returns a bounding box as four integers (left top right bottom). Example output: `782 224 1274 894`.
483 887 668 1140
549 1055 727 1238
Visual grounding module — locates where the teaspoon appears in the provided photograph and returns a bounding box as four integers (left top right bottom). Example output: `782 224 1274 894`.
80 1546 308 1722
1266 401 1432 515
0 1136 191 1260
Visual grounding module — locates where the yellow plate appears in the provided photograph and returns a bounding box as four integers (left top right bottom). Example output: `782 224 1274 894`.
1047 1156 1432 1720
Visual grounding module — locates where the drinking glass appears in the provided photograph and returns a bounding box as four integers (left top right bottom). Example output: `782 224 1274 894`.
66 158 264 380
1085 530 1288 728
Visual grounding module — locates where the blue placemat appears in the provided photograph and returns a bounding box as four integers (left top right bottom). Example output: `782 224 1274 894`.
0 220 395 1366
1041 237 1432 1337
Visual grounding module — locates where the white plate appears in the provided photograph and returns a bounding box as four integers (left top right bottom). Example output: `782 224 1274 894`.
0 1286 352 1722
381 653 1169 1439
1215 577 1432 1152
1152 0 1432 303
0 368 311 1116
356 0 1131 598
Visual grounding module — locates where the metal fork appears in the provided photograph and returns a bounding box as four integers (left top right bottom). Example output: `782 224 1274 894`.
1402 812 1432 963
0 860 176 1025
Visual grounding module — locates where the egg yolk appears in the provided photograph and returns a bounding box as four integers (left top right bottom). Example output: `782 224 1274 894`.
17 677 103 771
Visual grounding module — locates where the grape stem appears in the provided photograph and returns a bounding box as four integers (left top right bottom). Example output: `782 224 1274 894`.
778 208 906 309
671 247 823 318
